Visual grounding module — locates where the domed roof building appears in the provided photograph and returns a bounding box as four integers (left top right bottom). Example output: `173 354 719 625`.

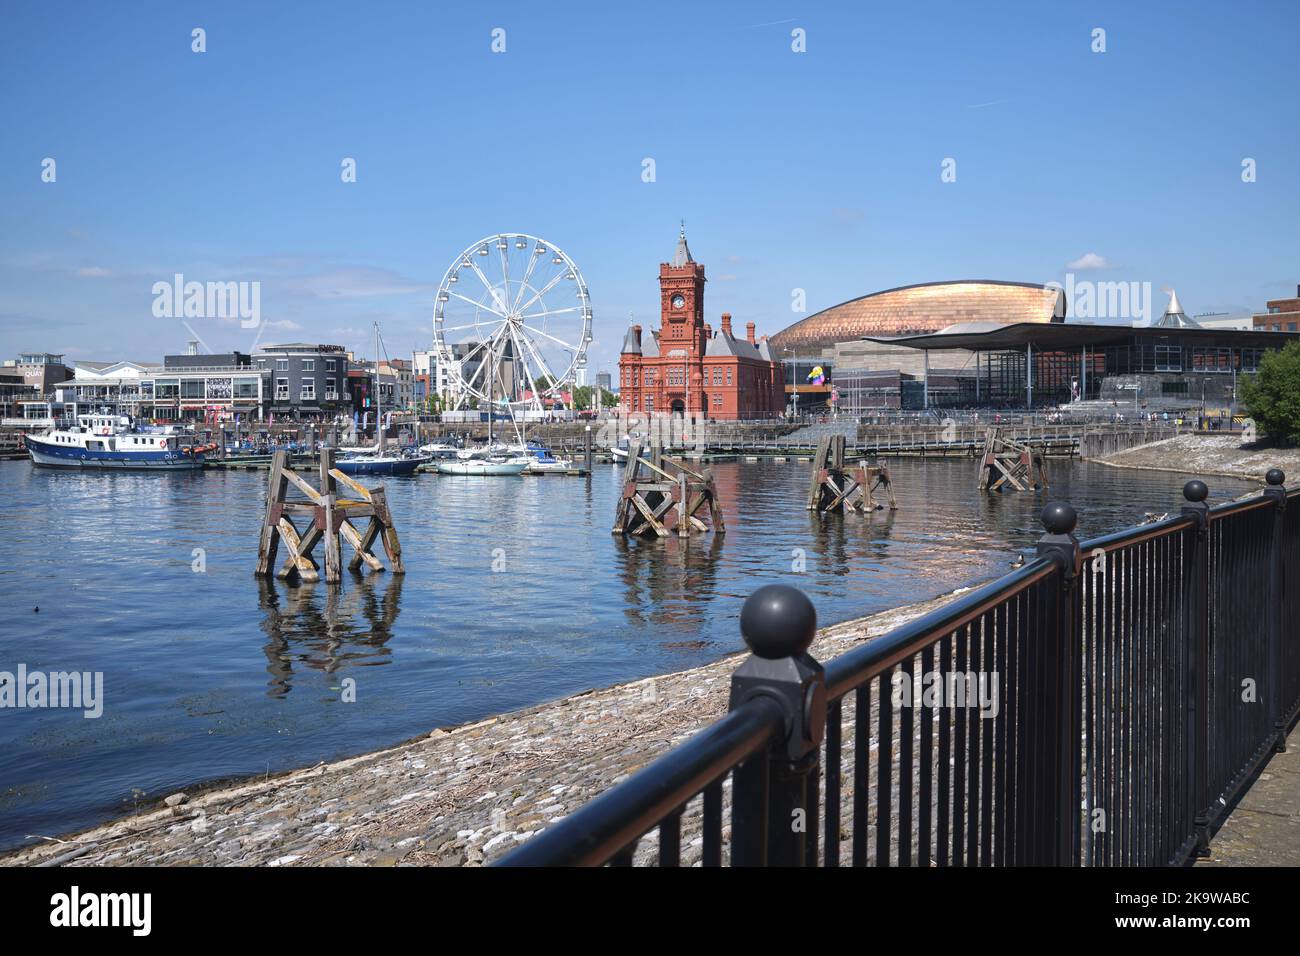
769 280 1066 356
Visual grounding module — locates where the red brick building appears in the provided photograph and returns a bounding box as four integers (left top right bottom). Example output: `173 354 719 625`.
619 228 784 420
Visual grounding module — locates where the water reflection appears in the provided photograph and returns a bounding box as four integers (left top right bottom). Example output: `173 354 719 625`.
614 533 725 631
257 574 403 697
806 506 900 578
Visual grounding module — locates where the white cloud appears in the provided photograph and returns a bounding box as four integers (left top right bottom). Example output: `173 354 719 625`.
282 266 432 299
1066 252 1109 270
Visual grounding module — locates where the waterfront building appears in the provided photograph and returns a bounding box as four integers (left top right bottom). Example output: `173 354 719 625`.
252 343 352 419
1253 285 1300 332
0 369 37 421
378 358 414 409
848 292 1300 411
767 280 1064 412
618 227 784 420
9 352 74 396
595 371 611 391
50 355 270 421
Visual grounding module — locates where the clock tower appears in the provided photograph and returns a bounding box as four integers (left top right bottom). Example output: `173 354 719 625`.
659 222 707 358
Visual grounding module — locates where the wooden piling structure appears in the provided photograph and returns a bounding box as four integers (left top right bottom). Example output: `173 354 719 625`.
255 449 404 584
612 441 725 538
977 427 1049 492
807 434 897 513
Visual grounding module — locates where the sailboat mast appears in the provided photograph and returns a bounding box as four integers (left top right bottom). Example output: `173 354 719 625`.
375 321 384 452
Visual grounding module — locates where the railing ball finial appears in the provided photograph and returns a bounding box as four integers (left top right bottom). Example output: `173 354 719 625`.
1266 468 1285 487
1040 501 1078 536
740 584 817 659
1183 479 1209 503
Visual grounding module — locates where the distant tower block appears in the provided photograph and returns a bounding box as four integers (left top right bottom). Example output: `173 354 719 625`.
977 428 1048 493
807 434 897 513
612 440 725 538
255 449 404 584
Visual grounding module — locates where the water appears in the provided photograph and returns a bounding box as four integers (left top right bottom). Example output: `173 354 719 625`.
0 457 1259 850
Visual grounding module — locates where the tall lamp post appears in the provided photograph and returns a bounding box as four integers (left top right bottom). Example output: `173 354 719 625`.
783 347 799 421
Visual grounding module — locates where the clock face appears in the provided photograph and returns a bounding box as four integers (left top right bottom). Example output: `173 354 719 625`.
671 294 686 310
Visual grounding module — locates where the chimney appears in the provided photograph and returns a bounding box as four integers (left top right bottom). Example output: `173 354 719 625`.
720 312 733 336
632 324 642 346
746 322 756 344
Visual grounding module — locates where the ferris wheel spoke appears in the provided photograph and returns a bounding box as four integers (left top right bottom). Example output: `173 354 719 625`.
506 325 544 409
443 290 508 318
517 329 565 391
438 320 498 334
465 256 499 300
520 323 579 352
513 268 568 316
498 240 512 309
511 245 544 312
520 306 581 321
459 324 508 395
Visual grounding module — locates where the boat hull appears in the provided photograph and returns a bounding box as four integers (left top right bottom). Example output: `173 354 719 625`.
335 457 427 477
27 438 204 471
435 460 528 476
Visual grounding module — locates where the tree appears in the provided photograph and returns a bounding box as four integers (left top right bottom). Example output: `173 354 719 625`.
1240 340 1300 444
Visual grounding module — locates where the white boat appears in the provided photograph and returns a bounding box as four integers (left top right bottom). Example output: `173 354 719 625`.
27 413 208 471
435 457 529 476
418 442 462 459
527 458 574 474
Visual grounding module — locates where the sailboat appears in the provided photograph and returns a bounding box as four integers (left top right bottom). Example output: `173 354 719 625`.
336 323 430 477
434 338 528 476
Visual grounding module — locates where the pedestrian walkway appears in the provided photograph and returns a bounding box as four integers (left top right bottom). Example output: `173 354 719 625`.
1198 721 1300 866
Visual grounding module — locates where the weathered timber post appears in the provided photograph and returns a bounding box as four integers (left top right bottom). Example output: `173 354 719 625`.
1180 479 1212 856
1035 501 1082 865
320 448 341 583
729 584 824 866
255 450 289 575
1263 468 1287 753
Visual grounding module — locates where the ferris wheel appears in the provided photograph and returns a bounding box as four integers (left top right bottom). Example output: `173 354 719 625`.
433 234 592 411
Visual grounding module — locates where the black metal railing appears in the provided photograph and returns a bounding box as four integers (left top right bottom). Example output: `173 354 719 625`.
499 469 1299 867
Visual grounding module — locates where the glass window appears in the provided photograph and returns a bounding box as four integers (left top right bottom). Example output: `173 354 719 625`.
276 359 289 371
302 359 314 371
326 359 337 372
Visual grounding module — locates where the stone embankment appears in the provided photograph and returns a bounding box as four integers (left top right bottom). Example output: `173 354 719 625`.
1095 434 1300 482
4 592 959 867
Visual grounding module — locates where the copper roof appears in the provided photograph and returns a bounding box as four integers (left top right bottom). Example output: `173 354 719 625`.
769 281 1065 355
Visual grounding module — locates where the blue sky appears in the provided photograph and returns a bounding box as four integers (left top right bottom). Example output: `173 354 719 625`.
2 0 1297 373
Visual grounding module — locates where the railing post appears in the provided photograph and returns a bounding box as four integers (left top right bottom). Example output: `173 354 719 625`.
1035 501 1082 865
1180 479 1212 856
1263 468 1287 753
728 585 826 866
